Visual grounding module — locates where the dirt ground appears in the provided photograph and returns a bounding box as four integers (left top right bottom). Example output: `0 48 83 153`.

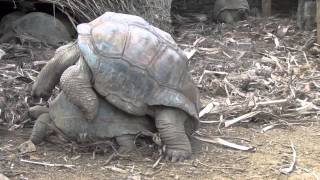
1 123 320 179
0 16 320 179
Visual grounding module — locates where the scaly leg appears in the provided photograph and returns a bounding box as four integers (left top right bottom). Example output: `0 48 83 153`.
116 134 136 154
155 108 191 162
32 41 80 99
60 59 98 121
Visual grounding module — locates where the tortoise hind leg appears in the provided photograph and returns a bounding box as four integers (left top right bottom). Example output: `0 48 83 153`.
60 59 98 121
155 108 191 162
115 135 136 154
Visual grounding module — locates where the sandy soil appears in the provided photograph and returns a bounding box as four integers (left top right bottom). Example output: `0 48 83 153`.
1 123 320 179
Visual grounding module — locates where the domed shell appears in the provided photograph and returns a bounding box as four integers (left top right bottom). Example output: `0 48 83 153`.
213 0 249 19
49 92 156 141
77 12 199 127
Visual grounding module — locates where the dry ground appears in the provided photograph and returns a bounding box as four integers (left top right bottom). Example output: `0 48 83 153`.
1 16 320 179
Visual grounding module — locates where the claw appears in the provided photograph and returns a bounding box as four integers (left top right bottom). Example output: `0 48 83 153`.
178 156 185 162
164 149 190 163
165 155 170 161
171 154 178 163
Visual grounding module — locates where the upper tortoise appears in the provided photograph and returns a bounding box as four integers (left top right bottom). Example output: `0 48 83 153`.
32 12 200 162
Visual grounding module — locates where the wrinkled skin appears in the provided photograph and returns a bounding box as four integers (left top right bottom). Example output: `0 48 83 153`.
24 92 156 154
32 12 199 162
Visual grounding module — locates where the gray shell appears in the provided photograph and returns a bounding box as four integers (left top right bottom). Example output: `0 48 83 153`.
213 0 249 19
49 92 155 141
0 12 73 46
76 12 200 127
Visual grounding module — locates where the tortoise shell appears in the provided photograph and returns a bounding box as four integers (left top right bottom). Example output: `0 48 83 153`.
213 0 249 20
49 92 155 141
76 12 199 124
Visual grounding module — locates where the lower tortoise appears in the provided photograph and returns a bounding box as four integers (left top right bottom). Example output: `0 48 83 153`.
22 92 156 154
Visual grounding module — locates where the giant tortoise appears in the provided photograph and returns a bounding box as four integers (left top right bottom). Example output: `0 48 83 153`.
32 12 200 162
0 12 74 46
213 0 249 23
23 92 156 154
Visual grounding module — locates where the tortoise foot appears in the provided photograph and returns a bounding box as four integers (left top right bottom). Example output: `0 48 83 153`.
165 147 191 162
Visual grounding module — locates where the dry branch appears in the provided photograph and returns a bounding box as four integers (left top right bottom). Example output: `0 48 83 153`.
20 159 75 168
193 136 256 151
279 142 297 175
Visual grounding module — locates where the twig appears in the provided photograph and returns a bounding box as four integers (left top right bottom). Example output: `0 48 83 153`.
223 78 247 97
152 155 163 169
256 99 288 106
261 124 281 133
224 111 261 127
199 101 219 118
20 159 76 168
193 136 256 151
279 142 296 175
194 159 245 172
103 166 128 174
198 70 228 84
104 152 116 165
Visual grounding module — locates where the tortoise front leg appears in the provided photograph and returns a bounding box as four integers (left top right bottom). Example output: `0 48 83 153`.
155 108 191 162
60 59 98 121
115 134 136 154
19 113 52 153
32 41 80 99
30 113 53 145
218 11 235 24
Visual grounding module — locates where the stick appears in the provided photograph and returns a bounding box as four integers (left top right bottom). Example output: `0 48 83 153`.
199 101 219 118
20 159 75 168
152 156 163 169
104 152 116 166
198 70 228 84
256 99 288 106
193 136 256 151
103 166 128 174
224 111 261 127
279 142 297 175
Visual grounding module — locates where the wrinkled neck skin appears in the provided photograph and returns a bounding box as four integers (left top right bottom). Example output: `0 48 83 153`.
78 56 94 83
